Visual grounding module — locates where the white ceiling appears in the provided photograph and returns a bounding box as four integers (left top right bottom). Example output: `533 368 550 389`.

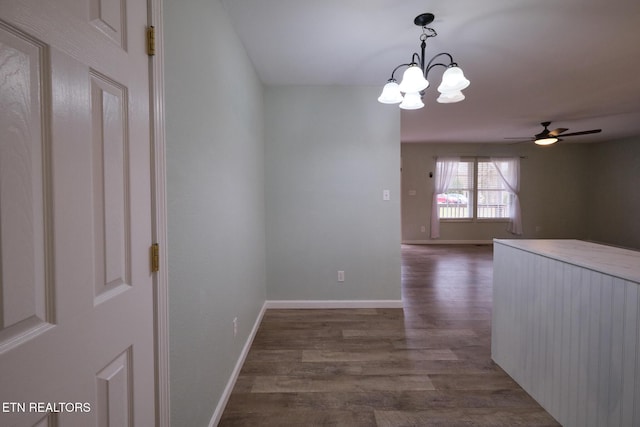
220 0 640 144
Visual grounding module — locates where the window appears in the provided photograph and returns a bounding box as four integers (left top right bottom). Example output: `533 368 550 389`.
438 160 473 219
437 158 512 220
477 160 512 219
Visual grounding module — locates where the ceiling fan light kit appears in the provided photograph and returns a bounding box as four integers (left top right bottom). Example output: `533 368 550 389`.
507 121 603 146
377 13 470 110
534 137 559 146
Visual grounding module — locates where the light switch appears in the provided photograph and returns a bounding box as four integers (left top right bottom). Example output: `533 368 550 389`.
383 189 390 201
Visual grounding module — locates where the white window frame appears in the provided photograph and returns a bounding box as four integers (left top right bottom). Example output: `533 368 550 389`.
438 158 474 220
439 157 512 223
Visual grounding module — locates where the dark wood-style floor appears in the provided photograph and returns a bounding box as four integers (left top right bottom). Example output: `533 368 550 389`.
219 245 560 426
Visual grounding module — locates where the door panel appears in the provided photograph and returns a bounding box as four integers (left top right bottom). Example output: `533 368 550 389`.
0 19 53 353
90 70 132 304
0 0 154 424
96 347 133 427
89 0 127 49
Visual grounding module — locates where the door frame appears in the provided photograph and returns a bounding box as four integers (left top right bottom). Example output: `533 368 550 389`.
148 0 170 425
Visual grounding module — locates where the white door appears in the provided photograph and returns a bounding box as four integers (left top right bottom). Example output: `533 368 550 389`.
0 0 155 425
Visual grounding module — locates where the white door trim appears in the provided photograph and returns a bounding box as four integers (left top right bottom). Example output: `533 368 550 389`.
148 0 170 425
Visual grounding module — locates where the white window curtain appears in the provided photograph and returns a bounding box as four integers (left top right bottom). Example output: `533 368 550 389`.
431 157 459 239
491 157 523 235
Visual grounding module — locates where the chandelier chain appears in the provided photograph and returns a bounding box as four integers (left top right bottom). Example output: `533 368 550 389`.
420 27 437 41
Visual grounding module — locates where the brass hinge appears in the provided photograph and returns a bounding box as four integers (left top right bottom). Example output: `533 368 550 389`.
151 243 160 272
146 26 156 56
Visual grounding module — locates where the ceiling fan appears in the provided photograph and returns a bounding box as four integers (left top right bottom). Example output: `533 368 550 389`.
506 121 602 145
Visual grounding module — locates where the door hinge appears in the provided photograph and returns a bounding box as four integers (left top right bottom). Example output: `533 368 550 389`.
146 26 156 56
151 243 160 273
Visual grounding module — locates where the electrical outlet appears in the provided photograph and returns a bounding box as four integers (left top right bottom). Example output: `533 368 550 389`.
383 189 390 201
233 317 238 337
337 271 345 282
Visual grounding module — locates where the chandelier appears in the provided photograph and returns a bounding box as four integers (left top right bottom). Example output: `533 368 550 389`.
378 13 470 110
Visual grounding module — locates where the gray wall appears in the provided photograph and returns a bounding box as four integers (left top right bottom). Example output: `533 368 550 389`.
401 143 591 242
164 0 266 425
163 3 403 424
588 137 640 249
265 86 402 301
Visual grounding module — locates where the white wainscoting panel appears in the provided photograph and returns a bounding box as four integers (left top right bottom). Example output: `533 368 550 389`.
492 239 640 427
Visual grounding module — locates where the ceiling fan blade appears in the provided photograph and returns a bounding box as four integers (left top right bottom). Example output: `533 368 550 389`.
548 128 568 137
559 129 602 137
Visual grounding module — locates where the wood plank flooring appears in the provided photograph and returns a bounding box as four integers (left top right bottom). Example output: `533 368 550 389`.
219 244 560 426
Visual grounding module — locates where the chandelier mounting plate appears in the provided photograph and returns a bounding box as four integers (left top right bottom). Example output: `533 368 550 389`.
414 13 435 27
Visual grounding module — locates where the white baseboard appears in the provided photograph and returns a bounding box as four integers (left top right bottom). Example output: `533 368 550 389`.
209 302 267 427
402 239 493 245
265 300 404 309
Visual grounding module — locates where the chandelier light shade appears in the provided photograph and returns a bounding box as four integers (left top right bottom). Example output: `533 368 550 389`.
399 92 424 110
398 64 429 93
437 67 470 94
378 13 470 110
436 91 465 104
377 80 404 104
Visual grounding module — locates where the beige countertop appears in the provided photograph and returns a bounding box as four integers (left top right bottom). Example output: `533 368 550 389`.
493 239 640 284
